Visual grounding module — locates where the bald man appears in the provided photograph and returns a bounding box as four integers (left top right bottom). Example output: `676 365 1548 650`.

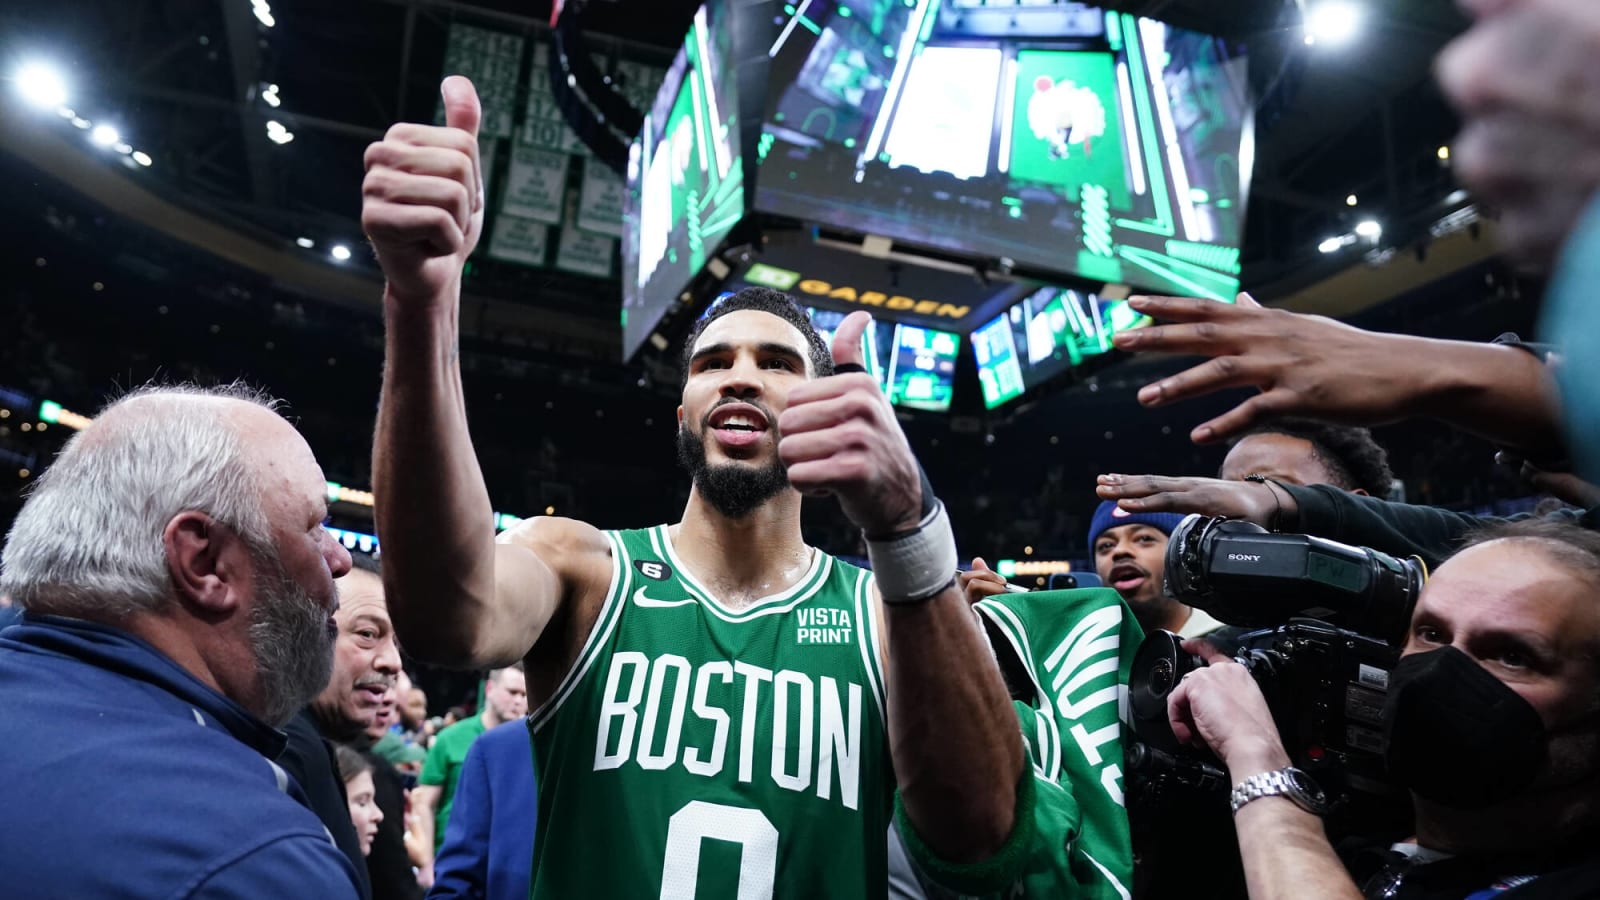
0 384 362 899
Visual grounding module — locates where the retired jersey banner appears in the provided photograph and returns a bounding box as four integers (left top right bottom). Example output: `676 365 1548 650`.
522 43 592 156
486 214 549 267
555 221 615 278
576 158 625 238
503 146 571 224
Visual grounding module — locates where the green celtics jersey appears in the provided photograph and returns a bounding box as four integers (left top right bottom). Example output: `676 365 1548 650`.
968 589 1141 899
527 525 893 899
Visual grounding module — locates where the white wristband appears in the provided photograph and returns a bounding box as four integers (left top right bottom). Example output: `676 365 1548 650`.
866 502 959 605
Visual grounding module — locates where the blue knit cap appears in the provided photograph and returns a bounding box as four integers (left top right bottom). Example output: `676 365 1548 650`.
1087 500 1186 555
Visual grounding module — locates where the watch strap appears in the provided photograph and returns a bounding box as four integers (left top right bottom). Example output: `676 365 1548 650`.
1230 767 1322 816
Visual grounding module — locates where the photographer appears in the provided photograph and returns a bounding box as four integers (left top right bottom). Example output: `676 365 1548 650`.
1167 519 1600 899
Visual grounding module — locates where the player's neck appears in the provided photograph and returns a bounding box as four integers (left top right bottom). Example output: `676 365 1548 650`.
674 489 811 604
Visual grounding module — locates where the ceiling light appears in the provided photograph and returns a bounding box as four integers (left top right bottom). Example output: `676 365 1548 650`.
1305 1 1362 47
330 244 352 262
1355 219 1382 239
265 120 294 144
1345 194 1358 207
112 141 132 155
57 106 75 118
1318 237 1344 254
89 124 119 147
131 150 153 167
261 83 281 108
1445 189 1469 205
1436 145 1450 161
70 116 90 129
296 236 314 248
252 0 276 27
15 62 68 109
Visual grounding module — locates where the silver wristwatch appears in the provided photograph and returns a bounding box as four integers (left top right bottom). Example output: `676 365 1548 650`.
1229 766 1331 816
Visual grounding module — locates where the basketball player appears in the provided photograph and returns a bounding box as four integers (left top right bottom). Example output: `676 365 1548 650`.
362 77 1026 897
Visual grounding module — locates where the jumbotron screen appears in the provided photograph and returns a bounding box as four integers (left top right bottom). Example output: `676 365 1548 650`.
621 0 743 360
758 0 1251 301
807 307 959 412
972 285 1201 409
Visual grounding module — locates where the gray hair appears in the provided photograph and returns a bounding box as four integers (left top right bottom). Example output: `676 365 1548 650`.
0 382 281 620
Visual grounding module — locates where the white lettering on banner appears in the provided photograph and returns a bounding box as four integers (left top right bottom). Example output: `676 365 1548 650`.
594 654 865 811
1041 605 1129 807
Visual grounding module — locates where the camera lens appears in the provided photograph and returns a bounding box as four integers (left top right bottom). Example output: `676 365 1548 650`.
1130 630 1200 751
1150 657 1176 695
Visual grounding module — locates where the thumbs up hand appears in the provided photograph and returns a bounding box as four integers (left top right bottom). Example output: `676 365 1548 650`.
779 312 925 538
362 76 486 309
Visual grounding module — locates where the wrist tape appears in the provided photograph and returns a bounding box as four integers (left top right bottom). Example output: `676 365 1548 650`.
867 501 958 605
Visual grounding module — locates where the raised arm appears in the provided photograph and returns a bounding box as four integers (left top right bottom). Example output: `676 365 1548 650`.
1113 294 1565 461
365 77 562 666
780 313 1023 867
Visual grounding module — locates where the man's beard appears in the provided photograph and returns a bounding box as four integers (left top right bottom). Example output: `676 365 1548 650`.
676 420 790 520
247 552 337 728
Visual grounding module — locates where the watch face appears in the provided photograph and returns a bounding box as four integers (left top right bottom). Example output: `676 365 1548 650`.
1286 768 1329 807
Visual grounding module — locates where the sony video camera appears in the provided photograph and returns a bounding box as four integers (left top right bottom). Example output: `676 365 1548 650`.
1126 516 1427 834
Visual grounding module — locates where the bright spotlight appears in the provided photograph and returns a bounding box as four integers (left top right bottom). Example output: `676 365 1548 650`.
261 83 281 108
330 244 352 262
89 124 119 147
112 141 132 155
15 62 68 109
1305 1 1362 46
1345 194 1358 207
1437 145 1450 161
1318 237 1344 254
265 120 294 144
296 236 314 249
131 150 153 167
70 116 90 129
252 0 276 27
1355 220 1382 239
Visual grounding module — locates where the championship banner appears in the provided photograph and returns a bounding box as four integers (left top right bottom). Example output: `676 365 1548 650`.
438 24 523 140
486 214 550 267
522 43 592 156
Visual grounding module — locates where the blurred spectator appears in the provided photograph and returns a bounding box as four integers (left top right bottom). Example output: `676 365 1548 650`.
337 745 385 858
0 384 361 898
428 721 538 900
362 683 427 900
1219 419 1394 497
412 666 529 888
1087 501 1221 637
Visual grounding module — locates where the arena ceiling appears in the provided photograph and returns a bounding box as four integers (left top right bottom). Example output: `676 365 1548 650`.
0 0 1474 348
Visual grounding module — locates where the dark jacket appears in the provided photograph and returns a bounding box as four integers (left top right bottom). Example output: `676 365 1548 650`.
0 613 362 899
1282 483 1600 567
282 709 375 900
428 721 537 900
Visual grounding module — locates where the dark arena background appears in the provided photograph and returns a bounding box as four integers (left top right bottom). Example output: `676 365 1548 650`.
0 0 1545 717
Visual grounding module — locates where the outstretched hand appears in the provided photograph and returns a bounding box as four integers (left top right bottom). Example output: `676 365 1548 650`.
1112 294 1423 444
1096 473 1293 529
780 312 924 537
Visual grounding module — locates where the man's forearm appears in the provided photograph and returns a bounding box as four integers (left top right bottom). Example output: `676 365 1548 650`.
1228 748 1361 900
1411 338 1564 459
374 291 499 661
886 586 1024 862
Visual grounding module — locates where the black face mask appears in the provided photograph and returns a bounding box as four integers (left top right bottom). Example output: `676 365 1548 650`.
1382 646 1547 809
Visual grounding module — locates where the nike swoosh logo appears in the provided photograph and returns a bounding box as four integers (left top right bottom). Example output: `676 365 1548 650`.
633 586 696 609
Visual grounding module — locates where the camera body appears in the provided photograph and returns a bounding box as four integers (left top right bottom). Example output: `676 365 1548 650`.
1127 516 1424 835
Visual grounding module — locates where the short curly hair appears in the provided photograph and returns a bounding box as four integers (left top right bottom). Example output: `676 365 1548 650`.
679 287 833 387
1231 418 1395 496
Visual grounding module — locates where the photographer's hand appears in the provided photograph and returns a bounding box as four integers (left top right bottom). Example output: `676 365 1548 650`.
1170 642 1362 900
1096 474 1295 530
1165 642 1288 777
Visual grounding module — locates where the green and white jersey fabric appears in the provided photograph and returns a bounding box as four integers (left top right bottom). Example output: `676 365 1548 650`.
526 525 894 899
907 589 1140 899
